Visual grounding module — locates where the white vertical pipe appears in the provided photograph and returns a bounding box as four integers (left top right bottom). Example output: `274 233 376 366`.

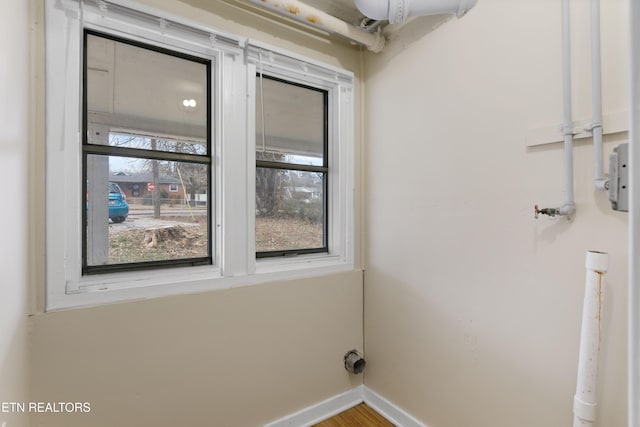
629 0 640 424
573 251 609 427
560 0 576 216
533 0 575 218
591 0 608 190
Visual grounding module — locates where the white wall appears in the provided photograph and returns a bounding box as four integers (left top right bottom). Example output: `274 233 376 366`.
29 1 364 426
0 1 31 427
30 272 363 427
364 1 628 426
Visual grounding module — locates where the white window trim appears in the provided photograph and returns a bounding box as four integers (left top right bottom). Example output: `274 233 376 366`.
45 0 355 311
246 44 356 273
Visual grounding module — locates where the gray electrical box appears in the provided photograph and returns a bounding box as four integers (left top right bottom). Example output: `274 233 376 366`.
609 142 629 212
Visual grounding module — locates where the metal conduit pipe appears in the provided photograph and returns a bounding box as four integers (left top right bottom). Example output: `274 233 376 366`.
245 0 385 52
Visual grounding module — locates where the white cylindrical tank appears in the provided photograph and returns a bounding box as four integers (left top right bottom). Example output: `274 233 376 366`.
355 0 478 24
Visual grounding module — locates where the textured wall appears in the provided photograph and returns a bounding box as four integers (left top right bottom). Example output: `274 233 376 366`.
0 1 31 427
363 1 628 426
31 271 363 427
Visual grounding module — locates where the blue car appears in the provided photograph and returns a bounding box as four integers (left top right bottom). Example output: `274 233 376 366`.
108 182 129 223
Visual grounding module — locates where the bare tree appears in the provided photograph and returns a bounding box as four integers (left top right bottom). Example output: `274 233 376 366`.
150 139 161 218
256 151 289 217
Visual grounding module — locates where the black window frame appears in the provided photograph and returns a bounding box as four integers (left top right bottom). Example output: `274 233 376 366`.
81 29 213 275
255 73 329 258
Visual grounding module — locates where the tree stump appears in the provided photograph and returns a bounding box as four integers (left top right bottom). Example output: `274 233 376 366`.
143 225 188 248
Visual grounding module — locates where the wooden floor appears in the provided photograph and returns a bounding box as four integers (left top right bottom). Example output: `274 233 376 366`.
313 403 395 427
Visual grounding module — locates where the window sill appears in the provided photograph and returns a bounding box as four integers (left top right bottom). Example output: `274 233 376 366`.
255 253 349 274
46 255 354 311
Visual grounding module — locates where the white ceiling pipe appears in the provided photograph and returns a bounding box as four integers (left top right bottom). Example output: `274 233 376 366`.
244 0 385 52
354 0 478 25
573 251 609 427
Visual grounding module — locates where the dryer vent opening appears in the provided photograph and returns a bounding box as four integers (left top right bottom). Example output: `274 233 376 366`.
344 349 366 374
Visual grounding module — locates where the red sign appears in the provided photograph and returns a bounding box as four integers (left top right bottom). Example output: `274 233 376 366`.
147 182 155 192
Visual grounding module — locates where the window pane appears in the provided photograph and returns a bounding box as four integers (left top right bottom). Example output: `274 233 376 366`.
86 33 208 153
256 168 325 253
255 76 326 165
106 132 207 155
256 150 322 167
86 154 209 267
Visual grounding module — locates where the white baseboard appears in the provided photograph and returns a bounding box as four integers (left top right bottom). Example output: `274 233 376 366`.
264 385 427 427
363 387 428 427
264 386 365 427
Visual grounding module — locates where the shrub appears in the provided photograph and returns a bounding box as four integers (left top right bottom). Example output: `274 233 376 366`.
278 198 323 222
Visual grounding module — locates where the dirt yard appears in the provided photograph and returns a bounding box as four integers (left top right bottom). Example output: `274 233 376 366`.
108 215 322 263
255 217 323 252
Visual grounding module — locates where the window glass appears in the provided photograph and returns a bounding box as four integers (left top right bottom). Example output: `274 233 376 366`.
255 76 326 167
85 154 209 267
84 31 211 272
86 34 207 153
255 75 328 256
256 169 325 252
106 132 207 156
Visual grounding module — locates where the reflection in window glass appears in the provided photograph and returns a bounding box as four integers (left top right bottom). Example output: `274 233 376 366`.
108 132 207 155
255 75 325 167
85 33 207 151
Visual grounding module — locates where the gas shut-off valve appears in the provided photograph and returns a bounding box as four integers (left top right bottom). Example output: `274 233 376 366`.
534 203 574 219
534 205 560 219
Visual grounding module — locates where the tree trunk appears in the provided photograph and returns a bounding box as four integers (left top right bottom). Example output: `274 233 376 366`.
151 139 161 218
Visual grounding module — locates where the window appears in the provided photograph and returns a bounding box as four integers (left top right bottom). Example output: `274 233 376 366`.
45 0 355 310
255 75 328 257
83 31 211 273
